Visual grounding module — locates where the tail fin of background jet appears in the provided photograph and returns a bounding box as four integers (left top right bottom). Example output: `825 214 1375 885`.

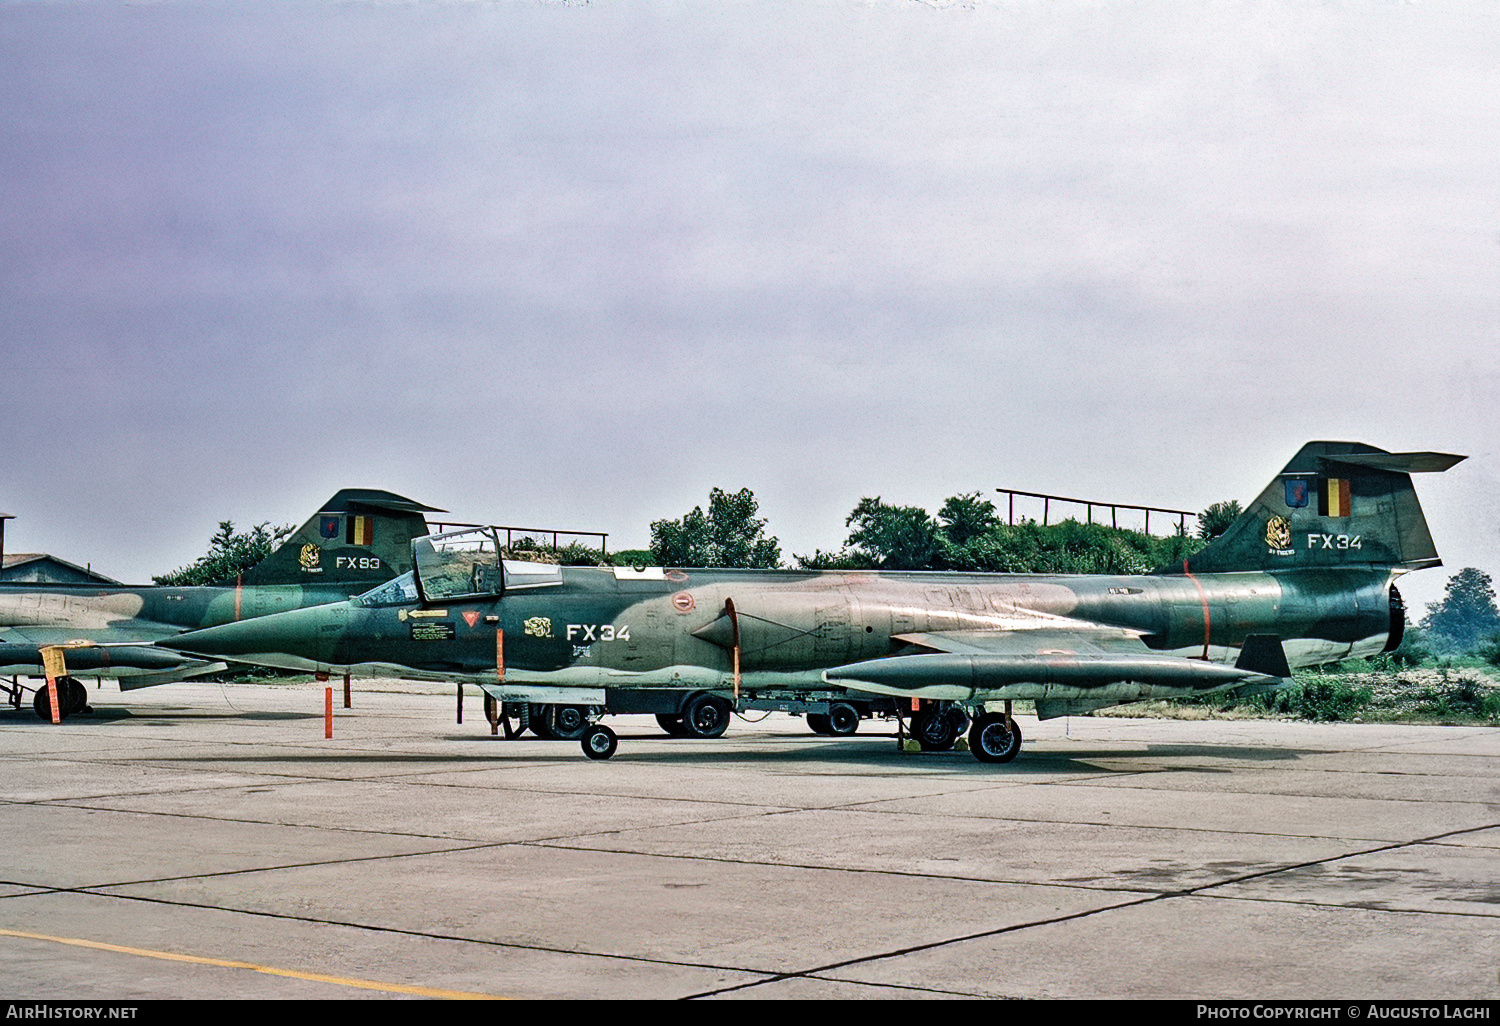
229 489 445 588
1175 442 1464 575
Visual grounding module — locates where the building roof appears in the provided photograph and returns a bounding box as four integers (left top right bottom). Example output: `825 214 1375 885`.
1 553 123 585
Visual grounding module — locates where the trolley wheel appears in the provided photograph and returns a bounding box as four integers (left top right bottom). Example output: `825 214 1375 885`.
550 704 592 740
581 724 618 760
826 702 861 736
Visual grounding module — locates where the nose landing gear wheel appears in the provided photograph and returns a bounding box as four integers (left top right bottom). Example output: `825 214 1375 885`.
910 707 966 751
969 713 1022 764
581 724 618 760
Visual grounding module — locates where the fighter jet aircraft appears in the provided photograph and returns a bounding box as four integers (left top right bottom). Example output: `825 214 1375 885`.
1 489 442 719
160 442 1463 765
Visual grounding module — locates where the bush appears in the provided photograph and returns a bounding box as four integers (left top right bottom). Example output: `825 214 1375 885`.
1476 633 1500 669
1256 676 1373 721
610 548 657 568
1412 670 1500 722
1368 626 1433 670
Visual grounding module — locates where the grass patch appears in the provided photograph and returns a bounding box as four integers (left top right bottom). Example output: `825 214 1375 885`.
1106 664 1500 725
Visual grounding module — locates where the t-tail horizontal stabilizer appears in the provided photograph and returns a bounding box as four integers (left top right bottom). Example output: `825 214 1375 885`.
230 489 445 588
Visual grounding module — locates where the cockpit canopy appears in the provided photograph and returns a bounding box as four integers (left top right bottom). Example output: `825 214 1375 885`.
393 526 564 605
355 572 420 608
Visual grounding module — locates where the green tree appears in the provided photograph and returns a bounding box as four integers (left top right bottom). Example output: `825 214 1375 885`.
1197 500 1243 540
153 521 294 586
937 492 1001 546
844 497 940 570
649 488 781 568
1387 624 1434 667
797 492 1209 573
1420 567 1500 652
794 548 874 570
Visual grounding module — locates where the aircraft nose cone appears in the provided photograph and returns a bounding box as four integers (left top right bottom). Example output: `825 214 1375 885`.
164 604 349 665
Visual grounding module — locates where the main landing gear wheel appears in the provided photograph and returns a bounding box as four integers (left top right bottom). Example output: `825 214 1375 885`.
33 677 87 720
969 712 1022 764
581 724 618 760
530 704 592 741
655 714 688 737
528 704 556 739
826 702 861 736
552 704 592 740
910 706 966 751
679 693 731 739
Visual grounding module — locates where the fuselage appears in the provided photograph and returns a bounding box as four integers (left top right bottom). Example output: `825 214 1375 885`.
0 580 374 632
0 580 404 677
163 564 1400 690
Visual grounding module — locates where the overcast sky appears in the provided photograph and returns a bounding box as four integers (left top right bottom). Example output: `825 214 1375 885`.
1 0 1495 613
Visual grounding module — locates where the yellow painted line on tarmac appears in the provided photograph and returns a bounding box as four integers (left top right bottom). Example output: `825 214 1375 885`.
0 927 502 999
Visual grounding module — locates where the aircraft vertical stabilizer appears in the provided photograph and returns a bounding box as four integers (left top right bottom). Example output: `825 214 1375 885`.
230 489 444 588
1175 442 1464 575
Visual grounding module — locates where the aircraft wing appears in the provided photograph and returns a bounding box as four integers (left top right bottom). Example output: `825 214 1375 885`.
889 625 1151 657
823 625 1283 702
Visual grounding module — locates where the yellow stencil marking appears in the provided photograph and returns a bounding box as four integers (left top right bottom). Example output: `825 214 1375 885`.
0 928 501 1000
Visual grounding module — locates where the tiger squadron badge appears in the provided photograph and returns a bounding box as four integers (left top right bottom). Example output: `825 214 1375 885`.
299 543 323 573
1265 516 1294 556
524 616 553 638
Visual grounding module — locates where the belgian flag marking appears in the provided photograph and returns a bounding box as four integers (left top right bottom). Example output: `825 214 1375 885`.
1320 478 1351 518
347 515 374 545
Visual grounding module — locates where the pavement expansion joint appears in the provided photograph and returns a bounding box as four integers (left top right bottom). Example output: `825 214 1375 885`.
17 887 801 983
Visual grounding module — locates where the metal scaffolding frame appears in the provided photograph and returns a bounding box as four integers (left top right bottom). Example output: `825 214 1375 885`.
995 488 1197 537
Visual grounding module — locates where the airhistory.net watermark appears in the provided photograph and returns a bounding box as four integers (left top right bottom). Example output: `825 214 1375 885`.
5 1008 137 1020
